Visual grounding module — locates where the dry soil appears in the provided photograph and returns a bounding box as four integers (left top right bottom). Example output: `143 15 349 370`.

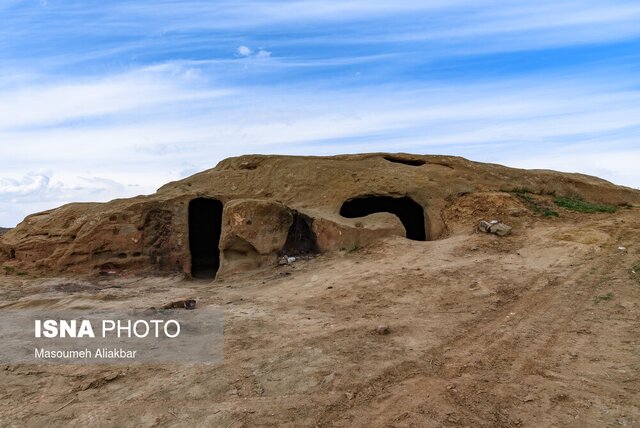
0 205 639 427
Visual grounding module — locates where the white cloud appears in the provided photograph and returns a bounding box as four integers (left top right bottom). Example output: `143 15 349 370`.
0 171 151 226
0 66 231 130
236 45 271 59
0 171 50 195
237 45 252 56
506 151 640 191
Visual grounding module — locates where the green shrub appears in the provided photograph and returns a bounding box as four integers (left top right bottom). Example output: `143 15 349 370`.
554 196 618 213
509 189 559 218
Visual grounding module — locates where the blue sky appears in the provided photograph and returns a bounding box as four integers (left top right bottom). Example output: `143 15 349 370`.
1 0 640 226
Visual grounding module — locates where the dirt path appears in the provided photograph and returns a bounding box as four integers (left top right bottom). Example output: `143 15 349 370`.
0 208 638 427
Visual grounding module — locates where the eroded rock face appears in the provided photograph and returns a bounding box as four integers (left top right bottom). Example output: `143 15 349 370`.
1 153 638 278
218 199 293 275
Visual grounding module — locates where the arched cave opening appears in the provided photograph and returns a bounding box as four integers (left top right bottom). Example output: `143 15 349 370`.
339 195 427 241
280 212 319 257
189 198 223 279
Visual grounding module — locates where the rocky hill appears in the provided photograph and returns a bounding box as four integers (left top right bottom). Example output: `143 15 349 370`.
1 153 638 278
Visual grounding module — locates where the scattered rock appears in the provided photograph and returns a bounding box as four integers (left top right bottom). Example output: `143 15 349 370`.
162 299 197 310
616 417 630 426
479 220 512 236
278 255 297 265
322 372 336 386
78 372 122 391
375 325 390 335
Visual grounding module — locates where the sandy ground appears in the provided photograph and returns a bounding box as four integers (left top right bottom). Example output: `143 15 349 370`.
0 205 639 427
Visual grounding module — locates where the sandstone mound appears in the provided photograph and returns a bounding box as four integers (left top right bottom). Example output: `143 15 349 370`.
1 153 638 277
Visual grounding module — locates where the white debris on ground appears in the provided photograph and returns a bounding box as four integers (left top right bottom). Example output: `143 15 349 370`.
478 220 512 236
278 255 297 265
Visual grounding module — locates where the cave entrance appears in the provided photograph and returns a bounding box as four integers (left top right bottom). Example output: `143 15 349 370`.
280 212 319 257
189 198 223 279
339 195 427 241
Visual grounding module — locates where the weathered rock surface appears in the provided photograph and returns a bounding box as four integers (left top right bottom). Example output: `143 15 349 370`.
219 199 292 275
1 153 638 277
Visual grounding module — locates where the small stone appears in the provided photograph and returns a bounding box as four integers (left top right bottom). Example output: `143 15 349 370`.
492 223 512 236
322 372 336 386
615 417 629 426
287 256 296 263
479 220 492 233
104 372 120 382
523 395 535 402
479 220 512 236
375 325 390 335
345 391 355 400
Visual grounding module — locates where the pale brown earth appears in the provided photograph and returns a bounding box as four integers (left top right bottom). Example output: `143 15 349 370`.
1 192 639 427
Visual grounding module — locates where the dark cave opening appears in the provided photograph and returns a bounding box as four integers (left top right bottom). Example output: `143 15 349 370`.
383 156 426 166
280 212 319 256
189 198 223 279
339 195 427 241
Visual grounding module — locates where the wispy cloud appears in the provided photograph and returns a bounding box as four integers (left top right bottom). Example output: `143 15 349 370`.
0 171 137 226
0 66 230 130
